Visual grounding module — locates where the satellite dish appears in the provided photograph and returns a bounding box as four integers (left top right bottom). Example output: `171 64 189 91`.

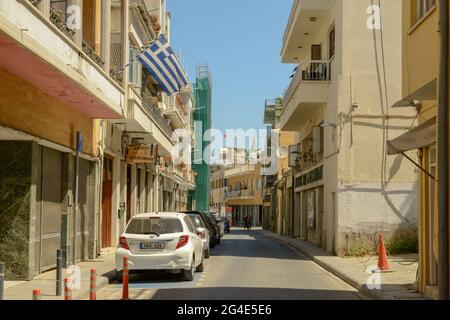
277 146 289 159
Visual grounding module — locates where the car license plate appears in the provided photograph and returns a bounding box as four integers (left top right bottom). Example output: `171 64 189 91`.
140 242 165 250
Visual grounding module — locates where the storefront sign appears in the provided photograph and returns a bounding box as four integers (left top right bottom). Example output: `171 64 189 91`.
126 144 157 164
295 165 323 188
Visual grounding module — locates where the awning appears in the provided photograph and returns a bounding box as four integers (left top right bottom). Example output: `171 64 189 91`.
387 117 436 155
391 79 437 108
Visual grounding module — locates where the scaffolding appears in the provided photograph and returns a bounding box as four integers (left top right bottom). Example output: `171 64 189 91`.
188 64 212 212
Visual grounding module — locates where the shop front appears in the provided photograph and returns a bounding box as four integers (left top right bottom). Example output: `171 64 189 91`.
294 164 325 248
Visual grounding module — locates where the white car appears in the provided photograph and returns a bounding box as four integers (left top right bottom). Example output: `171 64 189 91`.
186 213 211 258
115 212 205 281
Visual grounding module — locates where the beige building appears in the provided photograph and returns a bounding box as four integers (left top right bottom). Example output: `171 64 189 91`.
387 0 449 299
225 163 263 227
0 0 194 280
280 0 418 255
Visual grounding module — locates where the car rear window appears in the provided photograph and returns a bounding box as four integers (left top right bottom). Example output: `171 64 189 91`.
126 217 183 235
188 215 205 228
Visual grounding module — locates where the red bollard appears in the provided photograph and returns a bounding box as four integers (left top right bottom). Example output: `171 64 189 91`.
64 278 72 300
122 256 129 300
90 268 97 301
32 289 41 300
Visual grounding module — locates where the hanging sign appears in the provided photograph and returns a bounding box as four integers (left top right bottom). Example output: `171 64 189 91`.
126 144 158 164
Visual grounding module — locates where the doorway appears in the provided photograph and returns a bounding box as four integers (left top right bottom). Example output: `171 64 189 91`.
34 147 63 275
101 157 113 248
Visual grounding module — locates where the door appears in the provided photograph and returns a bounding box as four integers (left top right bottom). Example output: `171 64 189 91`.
309 45 324 80
101 157 113 248
34 147 63 274
311 44 322 60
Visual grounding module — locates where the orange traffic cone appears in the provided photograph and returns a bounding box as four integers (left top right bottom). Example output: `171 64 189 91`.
377 234 390 271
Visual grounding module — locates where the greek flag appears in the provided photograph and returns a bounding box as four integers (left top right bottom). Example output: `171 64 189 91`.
137 35 189 95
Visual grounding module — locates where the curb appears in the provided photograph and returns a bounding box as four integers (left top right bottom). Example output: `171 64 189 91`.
261 230 423 300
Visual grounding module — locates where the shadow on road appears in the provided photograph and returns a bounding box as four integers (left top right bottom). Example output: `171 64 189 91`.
211 229 308 260
150 287 361 300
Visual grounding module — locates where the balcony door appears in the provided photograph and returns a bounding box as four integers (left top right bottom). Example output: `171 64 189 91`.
311 45 322 60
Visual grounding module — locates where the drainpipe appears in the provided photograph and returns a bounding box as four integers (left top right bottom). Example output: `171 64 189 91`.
438 0 449 301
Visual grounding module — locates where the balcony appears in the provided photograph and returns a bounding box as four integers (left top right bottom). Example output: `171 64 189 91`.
280 60 330 131
0 0 125 119
224 165 256 179
281 0 331 63
163 94 188 129
226 189 255 200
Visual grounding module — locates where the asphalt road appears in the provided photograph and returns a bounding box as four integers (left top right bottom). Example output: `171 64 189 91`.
95 229 362 300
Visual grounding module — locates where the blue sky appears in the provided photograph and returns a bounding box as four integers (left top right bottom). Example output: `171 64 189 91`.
167 0 295 139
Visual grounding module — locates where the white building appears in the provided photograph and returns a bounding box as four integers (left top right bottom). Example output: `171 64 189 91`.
280 0 418 255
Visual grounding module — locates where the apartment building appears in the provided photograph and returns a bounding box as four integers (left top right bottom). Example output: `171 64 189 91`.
225 163 263 227
99 0 195 251
279 0 418 255
0 0 194 280
262 99 296 234
387 0 449 299
210 165 227 213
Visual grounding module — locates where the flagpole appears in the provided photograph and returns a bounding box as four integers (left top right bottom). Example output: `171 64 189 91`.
111 33 169 77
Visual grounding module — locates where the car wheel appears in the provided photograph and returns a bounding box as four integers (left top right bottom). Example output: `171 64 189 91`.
116 270 123 283
196 255 205 272
183 257 195 281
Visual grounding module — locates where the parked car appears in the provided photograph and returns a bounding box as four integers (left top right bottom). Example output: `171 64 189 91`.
205 212 221 245
223 216 231 234
211 213 225 238
116 212 204 282
181 211 219 248
186 212 211 258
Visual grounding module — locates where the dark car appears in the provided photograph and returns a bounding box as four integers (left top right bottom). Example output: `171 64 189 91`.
204 212 221 245
181 211 219 247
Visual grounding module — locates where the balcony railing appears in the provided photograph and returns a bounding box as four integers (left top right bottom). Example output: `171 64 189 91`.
142 95 174 139
29 0 41 8
226 189 255 199
49 6 75 40
284 60 330 107
82 41 105 68
110 43 124 83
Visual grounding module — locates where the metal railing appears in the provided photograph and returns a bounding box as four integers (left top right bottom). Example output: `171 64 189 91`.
142 95 173 139
82 40 105 68
49 6 75 40
110 43 123 83
29 0 41 8
283 60 330 107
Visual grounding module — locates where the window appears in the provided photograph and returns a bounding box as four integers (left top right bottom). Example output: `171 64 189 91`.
417 0 437 21
126 217 183 235
129 46 142 88
328 24 335 59
184 217 197 233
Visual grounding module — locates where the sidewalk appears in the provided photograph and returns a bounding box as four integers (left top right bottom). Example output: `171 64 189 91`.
3 251 117 300
261 230 427 300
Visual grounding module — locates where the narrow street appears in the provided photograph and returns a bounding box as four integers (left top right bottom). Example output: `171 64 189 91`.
95 229 362 300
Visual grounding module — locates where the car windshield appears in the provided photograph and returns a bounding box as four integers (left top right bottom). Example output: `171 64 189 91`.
126 217 183 235
188 215 205 228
